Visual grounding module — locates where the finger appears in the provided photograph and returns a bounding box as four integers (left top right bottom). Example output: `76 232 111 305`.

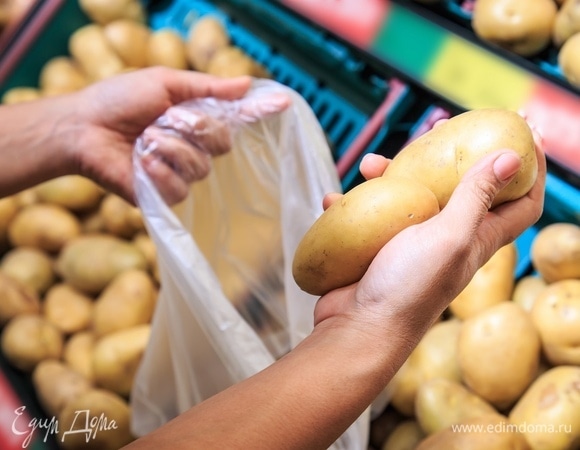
359 153 390 179
141 153 190 205
322 192 343 210
141 127 212 183
237 93 292 121
441 150 522 249
158 68 252 104
159 106 232 155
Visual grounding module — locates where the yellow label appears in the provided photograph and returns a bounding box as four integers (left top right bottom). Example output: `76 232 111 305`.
425 37 534 111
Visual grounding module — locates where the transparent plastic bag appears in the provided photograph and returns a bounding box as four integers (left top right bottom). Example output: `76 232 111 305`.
130 79 370 449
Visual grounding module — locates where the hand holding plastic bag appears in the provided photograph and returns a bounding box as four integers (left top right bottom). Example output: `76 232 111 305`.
131 79 370 450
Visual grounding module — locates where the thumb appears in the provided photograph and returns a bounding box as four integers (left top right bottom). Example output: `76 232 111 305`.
442 150 522 231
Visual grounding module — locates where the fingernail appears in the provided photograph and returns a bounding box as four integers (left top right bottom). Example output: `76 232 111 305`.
494 152 521 181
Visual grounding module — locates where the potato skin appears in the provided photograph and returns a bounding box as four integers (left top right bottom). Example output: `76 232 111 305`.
531 222 580 282
383 109 538 209
292 176 439 296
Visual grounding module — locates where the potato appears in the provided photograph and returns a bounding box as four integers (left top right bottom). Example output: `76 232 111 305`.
146 28 188 69
103 19 150 68
57 388 134 450
39 57 89 96
509 366 580 450
132 232 158 279
8 203 81 253
1 87 41 104
0 246 55 295
92 324 151 397
13 188 38 207
78 0 145 25
63 331 96 382
99 193 145 238
292 177 439 296
531 222 580 282
0 272 40 326
185 16 230 71
559 32 580 88
34 175 104 212
0 196 18 250
382 420 425 450
1 314 64 372
43 283 94 335
531 279 580 366
416 414 530 450
56 234 148 295
553 0 580 46
293 109 537 295
69 24 126 80
92 269 156 336
206 46 262 78
32 359 93 417
389 319 462 416
415 378 497 435
512 275 547 312
472 0 557 56
449 243 516 319
458 302 541 410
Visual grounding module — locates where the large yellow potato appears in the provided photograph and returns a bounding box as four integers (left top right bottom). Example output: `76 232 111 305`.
103 19 150 68
78 0 145 25
531 222 580 282
63 331 96 382
449 243 516 319
99 193 145 238
56 234 148 295
43 283 94 335
389 319 462 416
38 57 89 96
472 0 557 56
414 378 497 435
34 175 104 212
559 32 580 88
512 275 547 312
92 269 156 336
1 314 64 372
57 388 134 450
147 29 189 69
383 109 537 210
0 246 55 295
293 109 537 296
92 324 151 397
509 366 580 450
69 24 126 81
553 0 580 46
8 203 81 253
206 46 265 78
531 279 580 366
0 196 18 251
416 414 530 450
292 177 439 296
382 420 425 450
32 359 93 418
0 272 40 326
458 302 541 410
1 87 41 104
185 16 230 71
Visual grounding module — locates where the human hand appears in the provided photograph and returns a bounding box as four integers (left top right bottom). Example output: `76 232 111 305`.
314 131 546 348
68 67 289 205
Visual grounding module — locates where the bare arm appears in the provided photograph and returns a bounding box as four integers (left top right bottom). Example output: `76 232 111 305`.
124 145 546 450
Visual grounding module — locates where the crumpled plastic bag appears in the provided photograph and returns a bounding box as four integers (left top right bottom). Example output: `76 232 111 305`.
130 78 371 449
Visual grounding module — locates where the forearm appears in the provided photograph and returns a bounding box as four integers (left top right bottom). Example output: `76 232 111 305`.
0 95 81 197
125 308 436 450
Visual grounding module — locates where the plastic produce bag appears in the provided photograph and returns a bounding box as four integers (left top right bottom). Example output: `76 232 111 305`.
130 79 370 449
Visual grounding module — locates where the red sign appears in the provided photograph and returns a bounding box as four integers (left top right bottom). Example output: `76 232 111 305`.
281 0 389 47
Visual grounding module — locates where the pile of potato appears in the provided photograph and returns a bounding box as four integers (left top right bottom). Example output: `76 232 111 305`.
0 176 158 449
369 221 580 450
2 0 268 104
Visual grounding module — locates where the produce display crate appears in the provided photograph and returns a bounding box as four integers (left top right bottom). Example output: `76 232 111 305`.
0 0 579 449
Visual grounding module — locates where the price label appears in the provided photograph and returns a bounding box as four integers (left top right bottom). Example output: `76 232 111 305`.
281 0 388 47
